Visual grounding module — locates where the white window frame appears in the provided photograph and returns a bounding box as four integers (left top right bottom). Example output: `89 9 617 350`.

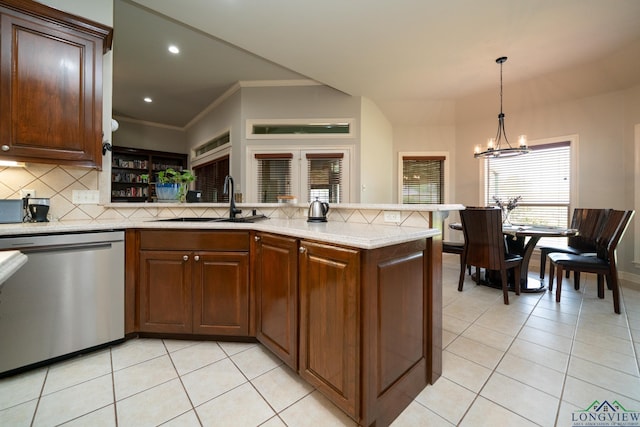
191 128 232 169
478 134 579 223
397 151 450 204
246 118 356 140
246 145 353 203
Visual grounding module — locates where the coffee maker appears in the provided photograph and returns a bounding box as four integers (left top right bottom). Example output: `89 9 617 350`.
26 198 50 222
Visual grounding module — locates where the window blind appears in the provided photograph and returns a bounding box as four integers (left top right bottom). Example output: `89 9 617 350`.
194 155 229 202
486 141 571 226
256 153 293 203
306 153 343 203
402 156 445 204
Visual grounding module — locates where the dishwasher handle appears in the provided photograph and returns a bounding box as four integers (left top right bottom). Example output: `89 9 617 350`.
16 242 115 255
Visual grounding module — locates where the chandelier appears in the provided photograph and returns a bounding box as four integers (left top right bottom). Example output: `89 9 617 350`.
474 56 529 158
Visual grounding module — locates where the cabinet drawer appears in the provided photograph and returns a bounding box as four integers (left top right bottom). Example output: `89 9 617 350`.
140 230 250 251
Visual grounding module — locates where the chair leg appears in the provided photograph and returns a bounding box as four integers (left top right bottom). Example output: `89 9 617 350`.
609 269 621 314
597 275 605 299
548 260 555 292
457 258 466 292
555 265 563 303
574 272 580 290
500 269 510 305
539 250 546 280
513 265 521 296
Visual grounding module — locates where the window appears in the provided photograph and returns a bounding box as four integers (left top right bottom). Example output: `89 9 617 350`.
193 155 229 202
485 141 572 226
194 132 230 157
401 156 445 204
246 119 355 139
252 123 350 135
306 153 343 203
247 147 351 203
255 153 293 203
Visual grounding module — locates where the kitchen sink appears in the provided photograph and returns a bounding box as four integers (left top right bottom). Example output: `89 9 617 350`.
155 215 268 223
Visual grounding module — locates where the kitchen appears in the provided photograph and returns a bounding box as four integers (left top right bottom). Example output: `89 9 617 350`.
1 0 640 426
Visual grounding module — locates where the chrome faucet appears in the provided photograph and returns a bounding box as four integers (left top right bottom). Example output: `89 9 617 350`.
223 175 242 219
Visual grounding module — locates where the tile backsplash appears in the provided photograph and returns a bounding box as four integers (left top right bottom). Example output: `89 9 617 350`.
0 164 439 228
0 164 100 221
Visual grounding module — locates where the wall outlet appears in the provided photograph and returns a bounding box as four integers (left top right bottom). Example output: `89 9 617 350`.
72 190 100 204
20 189 35 199
383 211 401 223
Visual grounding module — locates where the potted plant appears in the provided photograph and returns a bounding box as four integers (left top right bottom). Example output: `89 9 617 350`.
142 168 195 202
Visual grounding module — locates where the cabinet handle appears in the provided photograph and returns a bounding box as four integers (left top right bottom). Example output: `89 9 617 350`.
299 247 306 253
1 145 9 151
194 255 200 261
254 236 261 242
183 255 189 261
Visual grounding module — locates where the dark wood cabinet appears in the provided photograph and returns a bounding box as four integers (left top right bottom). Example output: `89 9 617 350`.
192 251 249 336
299 240 360 419
0 0 112 169
139 250 192 334
111 146 188 202
125 227 441 427
255 232 299 369
136 230 250 336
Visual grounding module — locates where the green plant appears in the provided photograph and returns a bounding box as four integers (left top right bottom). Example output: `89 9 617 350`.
141 168 195 184
142 168 195 202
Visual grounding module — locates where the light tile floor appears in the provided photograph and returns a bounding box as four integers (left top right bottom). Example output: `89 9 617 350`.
1 254 639 426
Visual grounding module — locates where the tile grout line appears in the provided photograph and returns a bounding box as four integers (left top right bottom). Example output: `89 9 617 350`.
162 339 205 427
438 272 544 425
552 275 586 427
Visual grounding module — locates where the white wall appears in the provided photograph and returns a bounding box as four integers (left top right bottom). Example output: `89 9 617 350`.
453 86 640 276
113 120 187 154
360 97 393 203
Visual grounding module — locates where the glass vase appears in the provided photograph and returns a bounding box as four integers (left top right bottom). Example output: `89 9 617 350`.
502 209 512 225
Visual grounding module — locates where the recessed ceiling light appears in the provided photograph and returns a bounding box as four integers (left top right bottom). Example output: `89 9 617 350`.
144 97 153 103
168 45 180 54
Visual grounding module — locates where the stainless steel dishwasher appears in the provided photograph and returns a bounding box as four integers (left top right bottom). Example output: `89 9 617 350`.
0 231 125 375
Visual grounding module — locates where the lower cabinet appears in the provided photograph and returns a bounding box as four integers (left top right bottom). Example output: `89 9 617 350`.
128 229 438 427
137 230 250 336
298 240 360 419
254 232 299 369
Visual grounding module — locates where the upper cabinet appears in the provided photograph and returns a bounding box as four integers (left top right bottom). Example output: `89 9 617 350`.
0 0 112 169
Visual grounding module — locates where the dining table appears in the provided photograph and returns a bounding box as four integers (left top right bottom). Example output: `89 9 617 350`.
449 223 578 292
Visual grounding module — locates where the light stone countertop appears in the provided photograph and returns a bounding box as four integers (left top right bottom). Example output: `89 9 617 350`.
0 250 28 287
0 218 439 250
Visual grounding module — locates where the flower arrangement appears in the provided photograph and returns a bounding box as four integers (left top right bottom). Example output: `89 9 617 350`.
493 195 521 224
493 195 521 212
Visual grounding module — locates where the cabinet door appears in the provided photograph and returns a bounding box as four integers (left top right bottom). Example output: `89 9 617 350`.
255 233 298 369
0 9 107 168
139 250 192 333
299 241 360 419
193 251 250 336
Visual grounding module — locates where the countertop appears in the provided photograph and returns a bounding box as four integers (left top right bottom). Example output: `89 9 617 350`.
0 218 440 250
0 250 28 287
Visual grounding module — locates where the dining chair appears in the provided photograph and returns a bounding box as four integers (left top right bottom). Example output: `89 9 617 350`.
538 208 608 281
458 207 522 304
547 209 634 314
443 240 472 275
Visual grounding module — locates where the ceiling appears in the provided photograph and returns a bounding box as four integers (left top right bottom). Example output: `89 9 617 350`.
113 0 640 128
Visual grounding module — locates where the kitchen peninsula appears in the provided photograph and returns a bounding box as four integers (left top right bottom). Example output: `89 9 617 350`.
0 203 460 426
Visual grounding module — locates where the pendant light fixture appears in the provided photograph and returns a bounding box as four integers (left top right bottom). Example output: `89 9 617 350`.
474 56 529 158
